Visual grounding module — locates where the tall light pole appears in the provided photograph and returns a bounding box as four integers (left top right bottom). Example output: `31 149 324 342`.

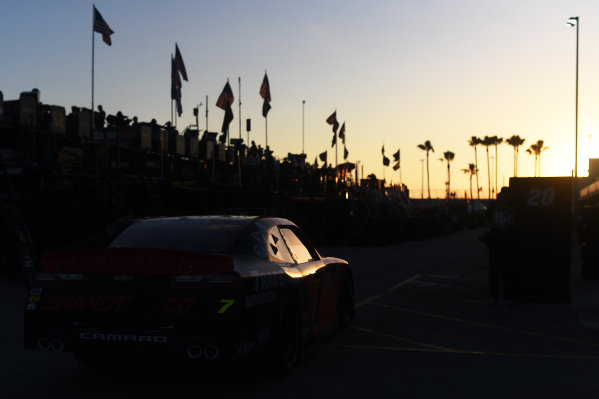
302 100 306 154
568 16 579 179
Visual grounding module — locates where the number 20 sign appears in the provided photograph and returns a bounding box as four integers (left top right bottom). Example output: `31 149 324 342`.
526 187 556 207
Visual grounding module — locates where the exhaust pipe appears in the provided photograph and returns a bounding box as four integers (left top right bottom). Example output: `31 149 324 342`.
203 345 219 360
50 338 65 352
186 344 203 360
37 337 51 351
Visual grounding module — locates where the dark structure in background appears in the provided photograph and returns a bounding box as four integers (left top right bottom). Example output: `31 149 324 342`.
578 158 599 280
485 177 572 302
0 90 473 277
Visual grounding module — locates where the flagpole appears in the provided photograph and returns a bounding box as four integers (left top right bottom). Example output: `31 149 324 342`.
170 54 173 127
302 100 305 154
399 165 402 187
265 116 268 149
91 5 95 133
205 95 208 132
335 137 338 168
238 76 242 140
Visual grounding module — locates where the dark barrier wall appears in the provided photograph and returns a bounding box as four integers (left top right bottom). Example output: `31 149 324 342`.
508 177 572 302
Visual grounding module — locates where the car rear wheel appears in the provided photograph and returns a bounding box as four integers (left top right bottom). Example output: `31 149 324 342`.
270 299 301 374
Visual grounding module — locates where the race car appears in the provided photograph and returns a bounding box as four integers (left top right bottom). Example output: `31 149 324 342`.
24 216 354 372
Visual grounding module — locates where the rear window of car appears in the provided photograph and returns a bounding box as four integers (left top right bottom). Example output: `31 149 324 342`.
109 218 252 255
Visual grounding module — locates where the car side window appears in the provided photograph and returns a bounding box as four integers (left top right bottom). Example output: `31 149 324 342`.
267 226 294 264
279 227 317 264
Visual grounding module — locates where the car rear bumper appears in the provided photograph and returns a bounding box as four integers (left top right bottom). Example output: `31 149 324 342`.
24 312 269 361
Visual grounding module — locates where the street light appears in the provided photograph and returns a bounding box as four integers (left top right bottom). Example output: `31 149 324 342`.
568 16 579 179
193 102 203 132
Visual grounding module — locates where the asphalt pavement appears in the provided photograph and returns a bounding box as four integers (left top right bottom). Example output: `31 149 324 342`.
2 227 599 398
571 235 599 333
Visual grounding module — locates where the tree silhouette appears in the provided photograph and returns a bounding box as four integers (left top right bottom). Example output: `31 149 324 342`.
462 163 478 201
526 139 548 177
506 135 525 177
468 136 481 200
443 151 455 199
492 136 503 198
481 136 493 199
417 140 434 199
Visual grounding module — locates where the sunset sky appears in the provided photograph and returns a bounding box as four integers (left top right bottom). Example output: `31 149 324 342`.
3 0 599 198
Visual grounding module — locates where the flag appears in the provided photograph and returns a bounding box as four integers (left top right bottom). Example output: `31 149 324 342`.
93 6 114 46
326 111 339 134
174 43 188 81
383 156 390 166
339 122 346 144
344 145 349 160
216 81 234 134
319 150 327 163
260 72 271 102
262 101 271 118
260 72 271 117
171 56 182 117
216 81 234 109
393 162 400 171
331 133 336 148
393 149 400 162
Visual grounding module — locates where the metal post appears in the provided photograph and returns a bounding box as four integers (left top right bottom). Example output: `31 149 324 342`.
302 100 305 154
205 95 209 132
568 17 580 180
195 103 200 131
575 19 579 180
91 11 95 133
238 77 242 140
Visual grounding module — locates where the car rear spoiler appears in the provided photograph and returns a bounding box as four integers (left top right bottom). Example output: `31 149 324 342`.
41 248 234 275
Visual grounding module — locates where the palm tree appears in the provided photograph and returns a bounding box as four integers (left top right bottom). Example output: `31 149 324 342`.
481 136 493 199
526 140 548 177
468 136 481 200
462 163 478 201
443 151 455 199
417 140 434 199
506 135 525 177
492 136 503 198
526 146 538 177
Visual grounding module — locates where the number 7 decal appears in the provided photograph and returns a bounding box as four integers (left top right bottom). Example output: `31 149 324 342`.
217 299 235 314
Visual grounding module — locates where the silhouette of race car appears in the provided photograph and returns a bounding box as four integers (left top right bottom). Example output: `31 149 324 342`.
24 216 354 372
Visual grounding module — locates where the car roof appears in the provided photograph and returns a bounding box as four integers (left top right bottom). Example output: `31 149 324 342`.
134 215 295 227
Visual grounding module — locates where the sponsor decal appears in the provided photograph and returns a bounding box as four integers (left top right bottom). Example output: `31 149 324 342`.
30 288 43 295
254 274 290 291
253 244 268 259
79 332 167 343
41 295 132 311
217 299 235 314
158 297 194 314
238 341 256 355
245 290 276 309
27 295 40 303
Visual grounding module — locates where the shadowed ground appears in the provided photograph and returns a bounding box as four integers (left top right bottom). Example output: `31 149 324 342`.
3 227 599 398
